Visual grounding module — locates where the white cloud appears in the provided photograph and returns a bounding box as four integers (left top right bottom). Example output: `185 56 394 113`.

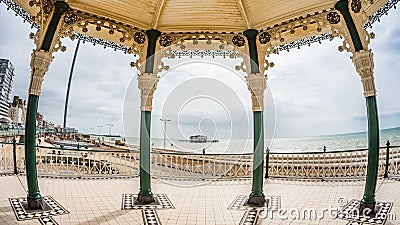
0 3 399 138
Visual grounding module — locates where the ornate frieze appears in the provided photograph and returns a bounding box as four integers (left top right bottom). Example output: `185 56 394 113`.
137 73 159 111
154 33 250 74
246 73 267 112
29 50 53 96
351 50 376 97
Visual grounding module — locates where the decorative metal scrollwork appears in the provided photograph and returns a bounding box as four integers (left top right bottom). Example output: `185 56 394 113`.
42 0 53 14
327 12 340 24
258 32 271 44
29 0 53 14
133 32 145 44
232 35 245 47
159 35 173 47
63 9 77 25
351 0 362 13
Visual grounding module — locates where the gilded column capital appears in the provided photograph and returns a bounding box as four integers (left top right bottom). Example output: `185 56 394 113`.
138 73 159 111
351 50 376 97
246 73 267 112
29 50 54 96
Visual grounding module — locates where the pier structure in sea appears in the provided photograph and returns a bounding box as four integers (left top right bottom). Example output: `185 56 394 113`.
2 0 399 224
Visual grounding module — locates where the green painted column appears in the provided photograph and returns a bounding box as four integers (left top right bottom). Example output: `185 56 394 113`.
139 111 152 196
361 96 380 206
137 29 161 204
244 29 266 206
335 0 380 212
251 111 264 197
25 94 40 200
24 1 69 210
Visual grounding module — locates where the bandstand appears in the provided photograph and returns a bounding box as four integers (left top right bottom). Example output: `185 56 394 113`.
1 0 399 223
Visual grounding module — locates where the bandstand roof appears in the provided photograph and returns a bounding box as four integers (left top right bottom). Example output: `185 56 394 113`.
8 0 394 56
16 0 388 33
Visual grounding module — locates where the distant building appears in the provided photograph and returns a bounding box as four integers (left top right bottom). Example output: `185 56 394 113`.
43 120 55 130
36 112 43 128
0 59 15 118
8 96 26 127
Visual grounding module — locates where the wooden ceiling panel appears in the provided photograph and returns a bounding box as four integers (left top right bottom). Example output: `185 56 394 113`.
157 0 247 32
68 0 159 29
245 0 337 29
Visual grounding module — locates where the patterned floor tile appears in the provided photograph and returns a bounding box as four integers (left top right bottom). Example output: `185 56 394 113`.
38 217 59 225
239 209 260 225
9 196 69 221
337 199 393 224
142 209 162 225
228 195 280 211
122 193 174 210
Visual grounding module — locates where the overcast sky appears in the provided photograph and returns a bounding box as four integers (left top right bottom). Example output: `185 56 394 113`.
0 4 399 138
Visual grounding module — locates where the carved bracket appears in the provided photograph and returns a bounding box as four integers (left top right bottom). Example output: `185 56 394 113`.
351 50 376 97
137 73 159 111
246 73 267 112
29 49 53 96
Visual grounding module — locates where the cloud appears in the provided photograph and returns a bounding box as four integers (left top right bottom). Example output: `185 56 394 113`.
0 3 399 138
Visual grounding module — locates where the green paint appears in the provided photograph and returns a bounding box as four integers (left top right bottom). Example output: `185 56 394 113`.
144 30 161 73
334 0 364 51
139 111 152 196
335 0 379 206
243 29 260 74
25 94 41 199
361 96 380 204
41 1 69 51
250 111 264 197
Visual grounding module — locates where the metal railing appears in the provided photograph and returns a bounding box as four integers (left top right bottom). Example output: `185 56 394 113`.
1 140 400 179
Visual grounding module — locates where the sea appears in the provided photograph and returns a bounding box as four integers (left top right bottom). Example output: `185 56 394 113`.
104 127 400 154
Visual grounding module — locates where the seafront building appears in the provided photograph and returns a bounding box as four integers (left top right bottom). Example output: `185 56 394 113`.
8 95 26 127
0 0 399 224
0 59 15 118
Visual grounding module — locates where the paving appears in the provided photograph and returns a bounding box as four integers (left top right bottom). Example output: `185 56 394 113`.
0 175 399 225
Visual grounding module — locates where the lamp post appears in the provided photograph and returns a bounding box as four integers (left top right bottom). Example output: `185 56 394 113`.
160 118 170 150
106 123 113 147
63 39 80 131
97 125 103 136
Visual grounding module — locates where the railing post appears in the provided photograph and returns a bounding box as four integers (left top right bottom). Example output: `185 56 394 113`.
265 147 270 179
384 140 390 179
13 137 18 174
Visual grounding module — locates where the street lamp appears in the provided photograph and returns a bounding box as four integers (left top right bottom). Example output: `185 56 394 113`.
160 118 171 150
97 125 103 136
106 123 114 147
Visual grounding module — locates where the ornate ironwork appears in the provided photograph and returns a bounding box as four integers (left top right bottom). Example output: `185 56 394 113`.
276 32 332 52
28 0 52 14
171 49 233 58
232 35 245 47
0 0 39 28
63 9 77 25
159 35 173 47
258 31 271 44
42 0 53 14
327 12 340 24
133 32 145 44
365 0 400 28
351 0 362 13
75 33 130 53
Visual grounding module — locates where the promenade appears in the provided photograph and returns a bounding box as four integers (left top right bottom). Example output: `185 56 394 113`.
0 175 399 225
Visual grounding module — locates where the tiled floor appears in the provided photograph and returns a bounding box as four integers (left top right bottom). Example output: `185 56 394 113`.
0 175 399 225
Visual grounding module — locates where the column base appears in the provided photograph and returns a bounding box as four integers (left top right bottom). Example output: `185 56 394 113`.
135 194 155 205
246 195 266 207
359 201 376 216
27 197 43 210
